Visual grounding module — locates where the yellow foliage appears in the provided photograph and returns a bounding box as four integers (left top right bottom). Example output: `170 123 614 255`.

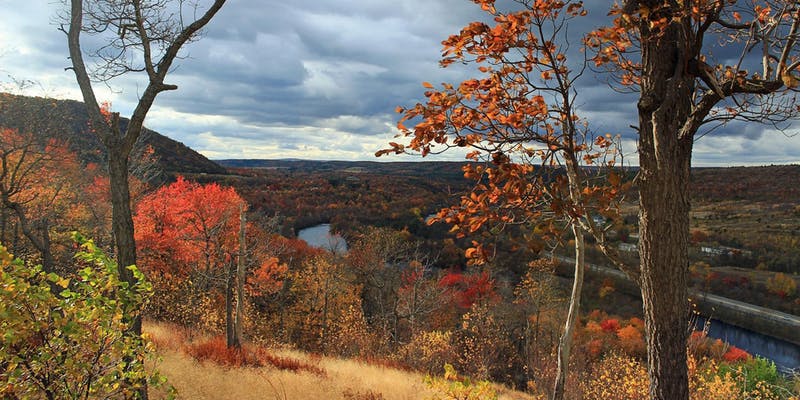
397 331 456 374
425 364 498 400
766 273 797 297
582 353 648 400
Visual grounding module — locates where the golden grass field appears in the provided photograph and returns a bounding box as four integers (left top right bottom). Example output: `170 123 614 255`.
145 322 537 400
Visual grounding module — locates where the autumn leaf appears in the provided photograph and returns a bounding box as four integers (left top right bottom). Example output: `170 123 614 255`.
781 71 799 88
608 171 621 186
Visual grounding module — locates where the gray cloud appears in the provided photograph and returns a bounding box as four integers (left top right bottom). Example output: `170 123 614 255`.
0 0 797 165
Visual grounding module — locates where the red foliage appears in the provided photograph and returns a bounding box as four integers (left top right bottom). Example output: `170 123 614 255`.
185 336 326 375
247 257 288 296
135 176 246 275
722 346 751 363
600 318 621 332
186 336 259 367
437 269 496 309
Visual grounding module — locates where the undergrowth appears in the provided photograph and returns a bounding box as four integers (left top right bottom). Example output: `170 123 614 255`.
183 336 326 376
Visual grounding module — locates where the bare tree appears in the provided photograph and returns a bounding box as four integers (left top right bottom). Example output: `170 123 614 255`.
60 0 226 397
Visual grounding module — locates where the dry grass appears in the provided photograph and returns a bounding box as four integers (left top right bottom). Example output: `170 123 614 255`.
145 321 536 400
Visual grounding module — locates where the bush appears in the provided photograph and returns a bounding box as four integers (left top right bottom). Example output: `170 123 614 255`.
185 336 326 376
766 273 797 298
0 236 167 399
581 353 648 400
424 363 498 400
396 330 456 374
717 356 788 398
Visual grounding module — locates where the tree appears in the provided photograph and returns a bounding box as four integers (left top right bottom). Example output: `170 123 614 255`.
61 1 226 394
288 254 361 353
513 258 564 383
0 128 85 273
378 2 626 398
385 0 800 398
134 177 248 347
588 1 800 398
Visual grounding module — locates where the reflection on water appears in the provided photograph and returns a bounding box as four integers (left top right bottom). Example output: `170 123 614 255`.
297 224 348 254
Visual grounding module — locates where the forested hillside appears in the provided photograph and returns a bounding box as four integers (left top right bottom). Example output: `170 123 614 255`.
0 93 226 177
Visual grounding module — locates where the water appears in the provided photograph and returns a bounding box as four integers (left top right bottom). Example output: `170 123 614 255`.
695 316 800 374
297 224 348 254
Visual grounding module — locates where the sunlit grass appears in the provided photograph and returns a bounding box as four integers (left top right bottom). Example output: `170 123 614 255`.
145 321 535 400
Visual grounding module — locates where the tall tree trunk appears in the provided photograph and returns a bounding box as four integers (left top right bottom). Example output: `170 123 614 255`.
234 206 246 348
225 259 236 348
108 140 147 400
552 225 584 400
637 12 695 399
108 141 137 284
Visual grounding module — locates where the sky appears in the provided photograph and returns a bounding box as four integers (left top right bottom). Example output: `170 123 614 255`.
0 0 798 166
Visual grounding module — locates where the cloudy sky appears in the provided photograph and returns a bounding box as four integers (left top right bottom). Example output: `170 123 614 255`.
0 0 798 166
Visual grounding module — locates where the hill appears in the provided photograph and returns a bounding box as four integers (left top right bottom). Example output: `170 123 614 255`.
691 164 800 203
219 159 800 203
217 158 473 182
0 92 226 177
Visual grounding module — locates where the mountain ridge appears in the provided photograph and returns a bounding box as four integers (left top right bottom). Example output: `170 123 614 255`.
0 92 226 178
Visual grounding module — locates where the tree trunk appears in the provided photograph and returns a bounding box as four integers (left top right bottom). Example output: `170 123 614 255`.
108 140 147 400
108 142 137 284
226 259 237 348
637 13 695 399
552 225 584 400
4 200 54 273
234 207 246 348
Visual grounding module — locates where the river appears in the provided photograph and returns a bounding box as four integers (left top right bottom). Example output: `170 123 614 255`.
696 316 799 374
552 254 800 374
297 224 348 253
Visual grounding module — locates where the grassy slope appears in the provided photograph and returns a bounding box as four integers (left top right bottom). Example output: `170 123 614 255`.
146 322 536 400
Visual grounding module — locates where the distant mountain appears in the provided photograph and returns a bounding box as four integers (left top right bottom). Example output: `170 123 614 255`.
219 159 800 204
0 93 227 178
692 164 800 203
217 159 475 181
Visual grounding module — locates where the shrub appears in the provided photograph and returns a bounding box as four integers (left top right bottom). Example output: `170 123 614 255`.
766 273 797 298
185 336 326 376
0 237 168 399
581 353 648 400
718 356 786 398
396 330 456 374
617 325 645 356
688 357 740 400
722 346 750 363
600 318 621 332
424 363 498 400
